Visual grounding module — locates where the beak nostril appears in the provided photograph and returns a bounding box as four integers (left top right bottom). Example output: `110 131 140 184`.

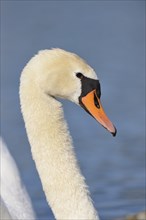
94 92 100 109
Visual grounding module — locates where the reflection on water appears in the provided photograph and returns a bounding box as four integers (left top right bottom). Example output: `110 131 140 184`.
1 1 145 220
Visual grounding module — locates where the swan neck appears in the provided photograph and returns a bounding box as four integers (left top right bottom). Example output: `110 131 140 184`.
20 72 99 220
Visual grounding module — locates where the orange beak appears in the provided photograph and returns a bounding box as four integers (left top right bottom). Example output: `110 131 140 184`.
81 89 116 136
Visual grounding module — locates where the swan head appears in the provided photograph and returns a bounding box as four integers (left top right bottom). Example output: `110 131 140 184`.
27 48 116 136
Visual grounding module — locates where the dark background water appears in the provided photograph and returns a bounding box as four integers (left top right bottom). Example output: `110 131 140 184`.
1 1 145 220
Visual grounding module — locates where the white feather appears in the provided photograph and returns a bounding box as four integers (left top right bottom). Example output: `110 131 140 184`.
0 137 36 220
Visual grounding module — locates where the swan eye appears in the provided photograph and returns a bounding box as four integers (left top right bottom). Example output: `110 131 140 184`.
76 72 84 79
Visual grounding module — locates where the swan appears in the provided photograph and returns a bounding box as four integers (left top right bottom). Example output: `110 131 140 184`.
19 48 116 220
0 137 36 220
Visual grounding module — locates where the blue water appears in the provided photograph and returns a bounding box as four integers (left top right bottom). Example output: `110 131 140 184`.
1 1 145 220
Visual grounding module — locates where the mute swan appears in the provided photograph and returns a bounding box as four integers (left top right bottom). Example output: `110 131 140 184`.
20 48 116 220
0 137 36 220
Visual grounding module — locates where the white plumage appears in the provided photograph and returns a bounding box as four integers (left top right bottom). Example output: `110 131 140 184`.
20 48 99 219
1 48 116 220
0 138 36 220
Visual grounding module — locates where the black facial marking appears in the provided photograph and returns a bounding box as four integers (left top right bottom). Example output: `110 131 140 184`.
78 75 101 99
